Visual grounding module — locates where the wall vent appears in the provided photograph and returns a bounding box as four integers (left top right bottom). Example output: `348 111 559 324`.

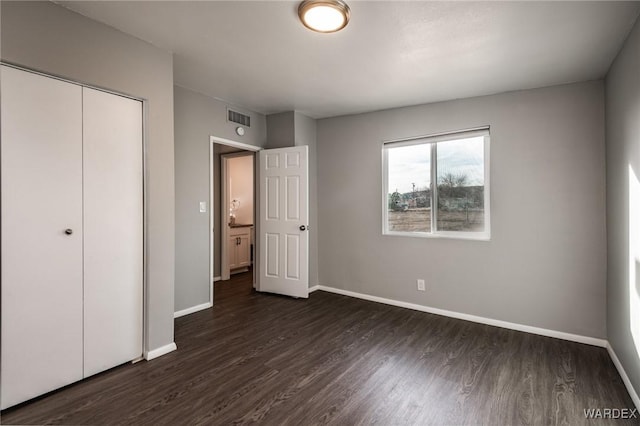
227 109 251 127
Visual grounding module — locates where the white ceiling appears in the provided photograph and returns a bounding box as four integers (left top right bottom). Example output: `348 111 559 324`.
58 1 640 119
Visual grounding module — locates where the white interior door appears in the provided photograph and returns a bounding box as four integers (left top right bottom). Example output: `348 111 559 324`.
82 88 143 377
1 66 84 409
258 146 309 298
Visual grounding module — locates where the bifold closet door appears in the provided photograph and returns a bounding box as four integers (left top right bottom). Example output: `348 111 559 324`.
82 87 143 377
1 66 84 409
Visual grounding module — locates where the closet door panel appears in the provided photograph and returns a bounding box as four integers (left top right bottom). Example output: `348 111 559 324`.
0 66 84 409
82 88 143 377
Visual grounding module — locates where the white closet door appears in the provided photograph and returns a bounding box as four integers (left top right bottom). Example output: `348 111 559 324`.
1 66 84 409
82 88 143 377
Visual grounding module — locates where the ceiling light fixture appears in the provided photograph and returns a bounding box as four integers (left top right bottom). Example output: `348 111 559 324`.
298 0 350 33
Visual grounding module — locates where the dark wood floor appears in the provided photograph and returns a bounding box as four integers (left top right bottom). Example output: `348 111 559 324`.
2 271 637 425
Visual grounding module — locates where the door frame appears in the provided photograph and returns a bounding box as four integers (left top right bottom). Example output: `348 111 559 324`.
209 136 260 304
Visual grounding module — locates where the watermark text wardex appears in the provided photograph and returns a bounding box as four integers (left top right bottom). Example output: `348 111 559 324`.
584 408 638 419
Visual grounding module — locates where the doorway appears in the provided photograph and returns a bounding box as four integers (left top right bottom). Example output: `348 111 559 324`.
208 137 311 304
221 152 254 280
209 136 260 305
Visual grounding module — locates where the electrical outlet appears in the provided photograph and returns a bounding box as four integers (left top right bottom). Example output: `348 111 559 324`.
417 279 426 291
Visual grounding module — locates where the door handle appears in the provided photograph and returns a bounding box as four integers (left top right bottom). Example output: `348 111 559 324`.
299 225 306 231
64 229 73 235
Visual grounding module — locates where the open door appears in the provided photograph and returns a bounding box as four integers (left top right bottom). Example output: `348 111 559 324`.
258 146 309 298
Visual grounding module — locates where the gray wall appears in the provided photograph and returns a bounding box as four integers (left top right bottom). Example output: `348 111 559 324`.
174 85 266 312
317 81 607 338
266 112 296 148
266 111 319 287
294 113 319 287
606 17 640 398
1 1 175 353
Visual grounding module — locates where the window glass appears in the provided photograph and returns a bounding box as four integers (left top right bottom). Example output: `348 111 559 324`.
436 137 485 232
387 144 431 232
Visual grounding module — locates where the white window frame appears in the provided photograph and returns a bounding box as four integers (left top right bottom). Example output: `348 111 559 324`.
382 127 491 241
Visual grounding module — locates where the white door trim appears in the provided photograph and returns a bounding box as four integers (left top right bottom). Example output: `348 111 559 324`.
210 135 262 152
209 136 260 306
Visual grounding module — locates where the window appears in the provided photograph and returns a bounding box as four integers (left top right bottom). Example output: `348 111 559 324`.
383 128 490 240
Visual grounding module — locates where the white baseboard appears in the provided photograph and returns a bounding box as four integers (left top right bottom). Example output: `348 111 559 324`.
213 276 222 282
145 342 177 361
607 342 640 410
315 285 607 348
309 285 320 293
174 302 212 318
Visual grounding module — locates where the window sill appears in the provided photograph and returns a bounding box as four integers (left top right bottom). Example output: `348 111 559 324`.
383 230 491 242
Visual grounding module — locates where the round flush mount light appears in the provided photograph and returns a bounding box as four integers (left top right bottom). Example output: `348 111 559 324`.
298 0 350 33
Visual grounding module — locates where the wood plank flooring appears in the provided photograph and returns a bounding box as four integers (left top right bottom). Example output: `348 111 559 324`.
2 271 637 425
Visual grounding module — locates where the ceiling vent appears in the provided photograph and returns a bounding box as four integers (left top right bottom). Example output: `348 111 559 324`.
227 109 251 127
